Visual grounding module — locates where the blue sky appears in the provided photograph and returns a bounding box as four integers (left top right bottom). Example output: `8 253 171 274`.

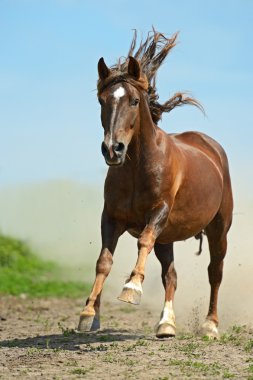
0 0 252 190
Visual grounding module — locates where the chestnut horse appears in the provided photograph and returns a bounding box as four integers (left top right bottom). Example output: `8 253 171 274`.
78 30 233 338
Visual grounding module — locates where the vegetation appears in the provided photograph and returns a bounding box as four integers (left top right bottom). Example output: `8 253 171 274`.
0 234 90 297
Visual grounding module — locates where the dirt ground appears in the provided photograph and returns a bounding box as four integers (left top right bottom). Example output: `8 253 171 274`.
0 296 252 379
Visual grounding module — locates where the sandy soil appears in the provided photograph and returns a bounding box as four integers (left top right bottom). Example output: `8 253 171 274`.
0 296 252 379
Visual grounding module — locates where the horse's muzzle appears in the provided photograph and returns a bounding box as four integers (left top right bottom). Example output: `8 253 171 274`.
101 141 126 166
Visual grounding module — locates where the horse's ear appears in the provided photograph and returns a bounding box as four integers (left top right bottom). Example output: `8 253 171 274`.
98 57 111 80
128 56 140 80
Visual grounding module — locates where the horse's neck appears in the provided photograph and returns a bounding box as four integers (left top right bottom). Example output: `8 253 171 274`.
126 95 164 172
136 94 159 157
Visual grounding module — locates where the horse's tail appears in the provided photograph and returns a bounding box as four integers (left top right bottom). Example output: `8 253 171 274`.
195 231 205 255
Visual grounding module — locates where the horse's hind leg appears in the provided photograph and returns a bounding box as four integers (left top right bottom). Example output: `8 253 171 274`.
154 242 177 338
201 208 232 338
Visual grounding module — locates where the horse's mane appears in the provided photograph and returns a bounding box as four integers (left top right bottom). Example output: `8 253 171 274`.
97 28 204 124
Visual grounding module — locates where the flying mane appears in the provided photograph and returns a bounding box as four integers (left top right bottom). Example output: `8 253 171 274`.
97 28 204 124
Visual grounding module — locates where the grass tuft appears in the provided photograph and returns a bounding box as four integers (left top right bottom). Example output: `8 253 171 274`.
245 339 253 352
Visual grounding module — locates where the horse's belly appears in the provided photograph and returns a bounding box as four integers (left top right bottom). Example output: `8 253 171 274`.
158 195 222 243
157 222 206 243
127 194 222 243
128 216 210 243
127 201 218 242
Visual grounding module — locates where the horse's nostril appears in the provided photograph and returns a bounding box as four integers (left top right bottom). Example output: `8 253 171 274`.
102 141 125 160
113 142 125 154
101 142 109 157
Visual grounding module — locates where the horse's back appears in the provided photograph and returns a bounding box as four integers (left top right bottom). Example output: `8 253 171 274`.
170 131 230 176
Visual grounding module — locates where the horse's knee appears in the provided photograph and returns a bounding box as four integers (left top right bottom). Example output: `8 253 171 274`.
96 249 113 277
137 228 155 251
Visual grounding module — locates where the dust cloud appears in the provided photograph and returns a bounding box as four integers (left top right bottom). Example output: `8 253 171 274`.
0 180 252 330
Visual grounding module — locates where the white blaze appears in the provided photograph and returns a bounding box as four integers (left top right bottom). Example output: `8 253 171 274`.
109 86 126 143
113 86 125 99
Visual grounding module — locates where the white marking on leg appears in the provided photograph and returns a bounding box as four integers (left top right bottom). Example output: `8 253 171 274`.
159 301 175 326
123 281 143 293
113 86 125 99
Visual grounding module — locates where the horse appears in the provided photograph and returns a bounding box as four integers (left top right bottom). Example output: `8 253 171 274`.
78 30 233 339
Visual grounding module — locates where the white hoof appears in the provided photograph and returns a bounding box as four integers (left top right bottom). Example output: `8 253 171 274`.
118 281 143 305
201 319 219 339
155 322 176 338
155 301 176 338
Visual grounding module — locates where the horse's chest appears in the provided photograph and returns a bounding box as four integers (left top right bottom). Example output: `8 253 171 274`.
105 180 151 226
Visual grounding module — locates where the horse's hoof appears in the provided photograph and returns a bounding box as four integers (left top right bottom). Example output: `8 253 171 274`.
117 282 142 305
201 319 219 339
155 323 176 339
77 313 100 332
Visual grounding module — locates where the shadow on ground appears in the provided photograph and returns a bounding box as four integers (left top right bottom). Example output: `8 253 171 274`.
0 329 147 352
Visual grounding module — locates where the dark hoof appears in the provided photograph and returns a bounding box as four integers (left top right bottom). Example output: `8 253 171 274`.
77 314 100 332
155 323 176 339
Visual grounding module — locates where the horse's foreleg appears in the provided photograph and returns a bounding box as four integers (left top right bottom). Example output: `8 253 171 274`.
118 202 169 305
154 242 177 338
78 210 124 332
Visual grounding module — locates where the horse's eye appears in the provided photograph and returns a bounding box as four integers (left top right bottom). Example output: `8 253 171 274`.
130 98 139 106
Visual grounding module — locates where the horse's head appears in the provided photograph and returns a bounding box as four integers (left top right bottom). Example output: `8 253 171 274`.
96 30 203 167
97 57 143 166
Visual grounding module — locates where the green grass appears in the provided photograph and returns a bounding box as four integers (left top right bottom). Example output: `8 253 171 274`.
168 359 221 376
71 368 92 375
245 339 253 352
0 234 90 297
